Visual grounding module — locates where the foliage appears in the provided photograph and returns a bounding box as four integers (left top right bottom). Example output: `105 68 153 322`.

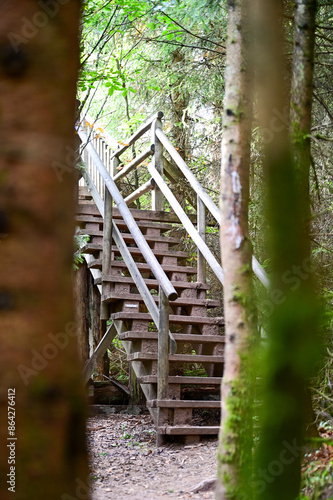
73 233 90 270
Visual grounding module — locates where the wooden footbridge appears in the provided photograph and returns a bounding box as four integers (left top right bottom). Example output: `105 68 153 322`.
75 112 268 445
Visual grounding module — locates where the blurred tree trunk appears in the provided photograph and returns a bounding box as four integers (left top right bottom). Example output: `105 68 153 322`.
254 1 320 499
290 0 319 440
0 2 89 499
216 1 256 499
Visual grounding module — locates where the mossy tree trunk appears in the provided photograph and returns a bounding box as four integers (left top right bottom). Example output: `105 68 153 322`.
0 2 89 499
254 1 320 499
291 0 319 440
216 1 256 499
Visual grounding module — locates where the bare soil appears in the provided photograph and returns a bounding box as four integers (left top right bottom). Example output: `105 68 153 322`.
87 413 217 500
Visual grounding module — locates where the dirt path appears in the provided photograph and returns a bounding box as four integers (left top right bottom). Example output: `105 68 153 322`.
87 413 217 500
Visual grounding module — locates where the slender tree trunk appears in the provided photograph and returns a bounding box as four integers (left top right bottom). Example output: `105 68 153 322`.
216 1 255 499
291 0 319 440
254 1 320 499
0 2 89 499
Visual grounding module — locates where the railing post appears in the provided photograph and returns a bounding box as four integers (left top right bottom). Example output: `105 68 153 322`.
151 112 164 211
197 195 206 283
100 155 119 320
157 287 169 401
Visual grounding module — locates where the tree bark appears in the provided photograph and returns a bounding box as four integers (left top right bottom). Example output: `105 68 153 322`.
0 2 89 499
291 0 319 441
254 1 320 499
216 1 255 499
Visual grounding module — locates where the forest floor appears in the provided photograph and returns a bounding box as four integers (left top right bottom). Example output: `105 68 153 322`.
87 411 333 500
87 412 217 500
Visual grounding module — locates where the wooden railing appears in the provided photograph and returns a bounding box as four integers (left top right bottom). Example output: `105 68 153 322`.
77 111 269 394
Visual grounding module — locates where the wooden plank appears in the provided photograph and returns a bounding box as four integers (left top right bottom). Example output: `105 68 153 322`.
102 292 220 308
138 376 222 385
112 312 224 325
78 127 178 301
94 275 209 289
77 228 181 245
127 353 224 363
118 332 224 343
151 116 164 211
148 400 220 408
89 260 197 274
158 426 220 435
124 179 155 206
148 162 224 286
82 243 189 259
113 146 154 183
83 323 117 384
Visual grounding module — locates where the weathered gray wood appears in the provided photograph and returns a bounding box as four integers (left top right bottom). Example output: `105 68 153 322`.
124 179 155 206
78 127 178 301
148 162 224 286
197 195 206 283
151 117 164 211
110 111 164 160
111 222 177 354
113 146 154 183
158 426 220 435
95 275 210 290
157 288 169 401
112 312 224 325
128 352 224 363
148 400 221 408
83 323 118 384
155 128 269 289
101 184 113 320
138 375 222 385
118 332 224 342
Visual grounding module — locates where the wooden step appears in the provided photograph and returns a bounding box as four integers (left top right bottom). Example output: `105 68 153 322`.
89 259 197 274
77 229 181 245
157 426 220 436
111 312 224 325
94 276 210 290
147 400 220 408
76 215 177 233
138 376 222 385
127 352 224 363
118 331 224 343
102 293 220 308
78 205 197 224
82 243 189 259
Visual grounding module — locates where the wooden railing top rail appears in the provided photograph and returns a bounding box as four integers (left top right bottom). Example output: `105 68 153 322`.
155 127 269 289
78 126 178 302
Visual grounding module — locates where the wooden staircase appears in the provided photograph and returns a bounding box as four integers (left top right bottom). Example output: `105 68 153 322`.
76 190 224 444
75 112 268 444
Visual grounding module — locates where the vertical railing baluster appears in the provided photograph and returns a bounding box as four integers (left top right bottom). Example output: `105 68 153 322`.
151 112 164 211
197 195 206 283
158 287 169 400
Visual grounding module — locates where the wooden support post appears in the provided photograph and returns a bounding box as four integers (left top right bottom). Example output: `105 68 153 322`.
100 156 119 320
151 113 164 211
197 195 207 284
157 287 169 446
158 287 169 400
101 184 113 321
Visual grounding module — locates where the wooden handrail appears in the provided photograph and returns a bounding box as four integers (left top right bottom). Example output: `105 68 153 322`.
78 127 178 302
155 127 269 289
79 164 177 353
147 162 224 286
